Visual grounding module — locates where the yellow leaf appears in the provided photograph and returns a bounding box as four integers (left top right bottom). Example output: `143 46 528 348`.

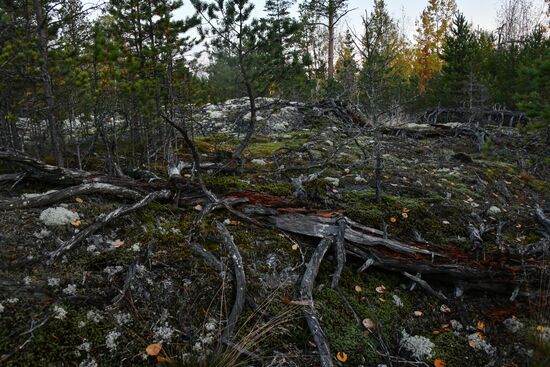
71 220 81 227
403 207 410 213
354 285 362 293
434 358 446 367
75 197 83 203
336 351 348 362
390 217 397 223
536 325 545 333
146 343 162 356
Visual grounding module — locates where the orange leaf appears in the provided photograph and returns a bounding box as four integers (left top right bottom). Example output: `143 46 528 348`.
477 321 485 331
156 356 174 363
336 351 348 362
75 197 84 203
434 358 446 367
390 217 397 223
71 220 81 227
146 343 162 356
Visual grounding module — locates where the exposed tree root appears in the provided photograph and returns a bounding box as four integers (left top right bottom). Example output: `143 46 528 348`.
300 236 334 367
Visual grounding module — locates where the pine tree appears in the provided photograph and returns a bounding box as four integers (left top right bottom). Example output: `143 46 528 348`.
300 0 352 80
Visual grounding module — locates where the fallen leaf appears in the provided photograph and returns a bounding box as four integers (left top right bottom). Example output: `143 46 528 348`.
291 244 299 251
403 207 410 213
146 343 162 356
442 324 450 329
75 197 83 203
414 311 424 317
440 304 451 313
362 318 376 332
111 239 124 248
468 340 477 348
432 329 441 335
390 217 397 223
156 356 174 363
536 325 545 333
442 220 450 225
354 285 363 293
401 212 409 219
477 321 485 331
193 204 203 211
71 220 81 227
336 351 348 362
230 220 239 226
375 285 386 294
434 358 446 367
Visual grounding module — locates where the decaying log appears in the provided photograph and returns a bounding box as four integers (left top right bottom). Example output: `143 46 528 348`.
48 190 171 261
0 183 142 210
272 213 441 257
300 237 334 367
0 148 92 185
217 222 246 345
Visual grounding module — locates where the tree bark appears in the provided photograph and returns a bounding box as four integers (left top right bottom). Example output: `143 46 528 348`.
32 0 64 167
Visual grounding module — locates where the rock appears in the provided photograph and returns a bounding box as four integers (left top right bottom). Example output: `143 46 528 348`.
487 206 502 215
324 177 340 186
503 318 524 333
39 207 79 226
251 159 268 166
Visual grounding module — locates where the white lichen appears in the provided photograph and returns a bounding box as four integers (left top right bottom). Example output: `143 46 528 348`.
114 312 132 326
6 298 19 304
105 330 121 352
0 303 4 314
78 358 98 367
392 294 403 307
503 318 524 333
154 322 176 343
39 207 79 226
131 243 141 252
63 284 77 295
467 333 496 355
86 310 104 323
53 305 67 320
23 276 32 285
103 265 124 277
400 330 434 360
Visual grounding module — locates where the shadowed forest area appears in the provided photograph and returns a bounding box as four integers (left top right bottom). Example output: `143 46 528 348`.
0 0 549 366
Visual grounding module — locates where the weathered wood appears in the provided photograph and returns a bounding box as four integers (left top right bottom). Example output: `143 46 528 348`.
0 183 142 210
272 213 441 257
331 219 346 289
403 272 448 302
535 205 550 237
300 237 334 367
216 222 246 345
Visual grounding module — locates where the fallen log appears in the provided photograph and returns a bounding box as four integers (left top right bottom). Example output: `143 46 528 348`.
0 182 142 210
272 213 442 257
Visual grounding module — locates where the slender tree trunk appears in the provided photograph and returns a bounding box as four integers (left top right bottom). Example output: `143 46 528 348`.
33 0 64 167
327 9 335 80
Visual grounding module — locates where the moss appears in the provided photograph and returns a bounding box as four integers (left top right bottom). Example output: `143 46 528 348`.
527 178 550 195
315 266 412 365
432 331 488 367
203 175 247 192
252 182 293 196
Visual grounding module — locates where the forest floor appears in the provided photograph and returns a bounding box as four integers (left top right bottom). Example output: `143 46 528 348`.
1 111 549 367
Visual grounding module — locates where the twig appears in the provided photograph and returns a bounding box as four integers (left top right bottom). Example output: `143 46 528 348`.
403 272 448 302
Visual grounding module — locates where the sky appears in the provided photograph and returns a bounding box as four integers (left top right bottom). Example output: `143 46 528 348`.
175 0 503 40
